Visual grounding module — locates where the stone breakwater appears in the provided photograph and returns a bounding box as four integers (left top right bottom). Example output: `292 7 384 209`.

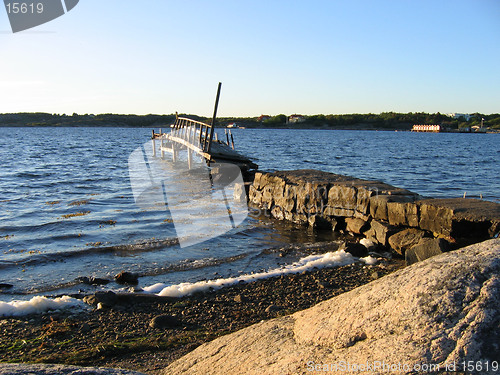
248 170 500 263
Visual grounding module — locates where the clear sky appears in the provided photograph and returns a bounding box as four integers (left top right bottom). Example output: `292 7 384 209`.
1 0 499 116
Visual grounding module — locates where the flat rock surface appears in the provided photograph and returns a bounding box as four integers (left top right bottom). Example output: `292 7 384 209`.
266 169 417 196
164 238 500 375
0 364 146 375
418 198 500 221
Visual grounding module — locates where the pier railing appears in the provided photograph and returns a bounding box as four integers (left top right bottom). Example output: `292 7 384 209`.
153 83 222 166
151 116 212 167
170 116 214 156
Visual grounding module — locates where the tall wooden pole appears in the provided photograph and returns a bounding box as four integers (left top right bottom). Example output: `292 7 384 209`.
207 82 222 154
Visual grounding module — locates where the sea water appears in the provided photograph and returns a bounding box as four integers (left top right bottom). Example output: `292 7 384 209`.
0 127 498 306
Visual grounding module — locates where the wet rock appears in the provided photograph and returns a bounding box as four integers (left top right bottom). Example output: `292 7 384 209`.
90 277 110 285
83 291 118 307
149 314 182 329
233 183 247 202
115 271 139 285
308 215 332 230
341 242 368 258
0 283 13 290
248 185 263 206
388 228 427 255
76 276 91 285
405 237 450 265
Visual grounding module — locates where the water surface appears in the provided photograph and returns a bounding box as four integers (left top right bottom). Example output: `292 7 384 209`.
0 127 498 301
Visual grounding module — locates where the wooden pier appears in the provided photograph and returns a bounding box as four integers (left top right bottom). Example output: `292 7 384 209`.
151 83 257 172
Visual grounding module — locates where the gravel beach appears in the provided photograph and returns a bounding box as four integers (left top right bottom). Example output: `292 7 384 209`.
0 257 404 374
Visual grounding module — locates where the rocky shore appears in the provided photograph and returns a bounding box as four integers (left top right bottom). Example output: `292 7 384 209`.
165 238 500 375
0 254 404 374
248 170 500 264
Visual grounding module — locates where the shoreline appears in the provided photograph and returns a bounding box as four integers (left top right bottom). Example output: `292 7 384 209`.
0 255 404 374
1 124 500 133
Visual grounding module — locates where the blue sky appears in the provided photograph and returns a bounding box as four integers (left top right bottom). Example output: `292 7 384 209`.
1 0 499 116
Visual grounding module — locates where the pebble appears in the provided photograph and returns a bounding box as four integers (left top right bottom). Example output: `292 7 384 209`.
149 314 182 329
234 294 247 303
265 305 282 313
84 291 118 307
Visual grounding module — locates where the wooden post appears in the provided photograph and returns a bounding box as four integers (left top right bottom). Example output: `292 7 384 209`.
207 82 222 154
187 148 192 169
151 130 156 156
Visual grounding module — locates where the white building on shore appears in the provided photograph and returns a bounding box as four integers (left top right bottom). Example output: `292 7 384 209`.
448 113 473 121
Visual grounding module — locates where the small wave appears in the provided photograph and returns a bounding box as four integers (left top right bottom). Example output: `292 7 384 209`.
143 250 377 297
15 172 52 179
0 238 180 270
140 253 250 277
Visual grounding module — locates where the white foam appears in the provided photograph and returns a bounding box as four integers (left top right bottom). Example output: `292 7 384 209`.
147 250 373 298
0 296 87 317
360 255 378 265
360 238 377 250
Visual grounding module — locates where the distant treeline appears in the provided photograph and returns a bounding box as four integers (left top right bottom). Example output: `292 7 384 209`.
219 112 500 130
0 113 177 128
1 112 499 129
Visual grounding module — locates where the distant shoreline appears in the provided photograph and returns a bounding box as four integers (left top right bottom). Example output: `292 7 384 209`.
1 125 499 133
1 112 499 131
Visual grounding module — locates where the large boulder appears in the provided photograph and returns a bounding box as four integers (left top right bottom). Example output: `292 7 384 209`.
164 239 500 375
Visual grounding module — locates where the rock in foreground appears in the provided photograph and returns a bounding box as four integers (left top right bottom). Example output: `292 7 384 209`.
164 238 500 375
0 364 146 375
